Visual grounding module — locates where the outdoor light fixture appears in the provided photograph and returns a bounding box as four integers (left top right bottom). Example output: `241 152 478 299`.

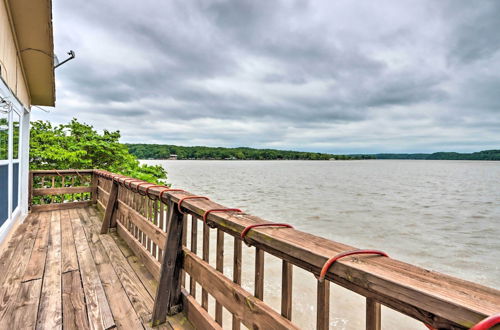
54 50 76 69
0 96 13 114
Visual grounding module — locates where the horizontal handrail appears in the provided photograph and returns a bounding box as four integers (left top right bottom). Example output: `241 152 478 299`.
31 169 94 175
92 169 500 329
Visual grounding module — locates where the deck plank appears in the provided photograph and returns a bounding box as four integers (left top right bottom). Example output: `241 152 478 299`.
13 279 43 329
23 211 51 282
71 213 115 330
61 209 79 273
80 207 155 324
62 270 90 330
0 213 41 327
0 206 192 330
74 208 144 329
0 220 30 286
37 210 63 330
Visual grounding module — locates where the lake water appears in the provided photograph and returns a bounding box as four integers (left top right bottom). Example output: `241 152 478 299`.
144 159 500 329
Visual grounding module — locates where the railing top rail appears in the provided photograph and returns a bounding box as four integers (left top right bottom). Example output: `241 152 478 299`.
31 169 94 175
92 169 500 328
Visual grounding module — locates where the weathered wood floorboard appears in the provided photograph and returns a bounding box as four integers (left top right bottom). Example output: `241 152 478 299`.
37 210 63 329
61 209 79 273
75 208 144 329
0 206 192 330
62 270 90 330
0 213 41 328
71 213 115 329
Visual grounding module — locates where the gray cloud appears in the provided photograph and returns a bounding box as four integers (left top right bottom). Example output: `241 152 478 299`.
34 0 500 153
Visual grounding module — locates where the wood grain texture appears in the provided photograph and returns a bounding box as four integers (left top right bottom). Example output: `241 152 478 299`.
100 181 119 234
80 208 155 324
201 223 210 311
37 210 63 330
281 260 293 320
32 186 93 196
22 212 51 282
181 289 221 330
116 221 161 281
61 209 79 273
117 200 166 248
232 237 242 330
0 214 41 328
31 201 92 212
12 279 43 329
254 248 264 300
366 297 381 330
316 280 330 330
71 215 115 330
183 249 298 330
62 270 90 330
78 209 143 329
152 199 185 325
215 229 224 325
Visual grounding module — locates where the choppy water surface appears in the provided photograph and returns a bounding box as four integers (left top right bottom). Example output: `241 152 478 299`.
144 160 500 329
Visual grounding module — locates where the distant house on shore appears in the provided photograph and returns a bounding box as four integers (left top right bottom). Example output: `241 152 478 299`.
0 0 56 242
169 154 178 160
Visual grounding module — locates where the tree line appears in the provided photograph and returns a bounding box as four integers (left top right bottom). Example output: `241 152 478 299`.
126 144 372 160
370 150 500 160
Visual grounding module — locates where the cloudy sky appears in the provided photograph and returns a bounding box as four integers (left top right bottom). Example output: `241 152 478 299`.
34 0 500 153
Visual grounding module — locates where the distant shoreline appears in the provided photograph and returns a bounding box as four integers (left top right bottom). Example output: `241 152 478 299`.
128 144 500 161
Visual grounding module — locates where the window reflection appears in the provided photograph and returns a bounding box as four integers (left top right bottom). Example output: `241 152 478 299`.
0 114 7 160
13 112 19 159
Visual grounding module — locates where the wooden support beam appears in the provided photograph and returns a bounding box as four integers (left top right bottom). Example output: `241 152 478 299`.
100 180 119 234
151 199 185 325
281 260 293 320
255 248 264 300
366 297 381 330
91 171 98 204
317 280 330 330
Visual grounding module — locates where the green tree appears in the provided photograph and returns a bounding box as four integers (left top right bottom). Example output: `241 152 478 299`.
30 118 167 183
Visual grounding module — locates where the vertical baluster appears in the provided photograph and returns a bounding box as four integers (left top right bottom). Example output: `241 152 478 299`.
51 175 55 203
190 216 198 297
281 260 293 320
71 176 75 201
255 248 264 300
181 213 188 287
366 297 381 330
146 197 152 253
152 199 159 260
215 229 224 325
317 280 330 330
232 237 242 330
201 222 210 310
158 201 165 260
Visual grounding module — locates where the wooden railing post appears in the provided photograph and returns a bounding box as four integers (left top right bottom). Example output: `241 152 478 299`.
28 171 33 211
100 179 119 234
91 170 98 204
366 297 381 330
151 198 185 325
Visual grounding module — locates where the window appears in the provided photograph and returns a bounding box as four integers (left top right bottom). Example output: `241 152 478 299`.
0 112 8 225
0 114 6 160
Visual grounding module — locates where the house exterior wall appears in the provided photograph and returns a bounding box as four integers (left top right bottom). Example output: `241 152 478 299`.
0 0 32 242
0 0 30 107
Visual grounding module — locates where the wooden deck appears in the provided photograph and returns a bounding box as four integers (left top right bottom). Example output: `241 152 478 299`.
0 206 192 329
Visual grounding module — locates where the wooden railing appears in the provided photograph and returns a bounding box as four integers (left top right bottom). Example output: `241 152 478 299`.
29 169 95 212
29 169 500 329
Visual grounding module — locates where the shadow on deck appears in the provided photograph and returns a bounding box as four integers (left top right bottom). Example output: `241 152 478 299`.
0 206 192 329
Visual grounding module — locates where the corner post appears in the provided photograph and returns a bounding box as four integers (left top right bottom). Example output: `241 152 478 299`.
100 179 119 234
151 198 184 325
